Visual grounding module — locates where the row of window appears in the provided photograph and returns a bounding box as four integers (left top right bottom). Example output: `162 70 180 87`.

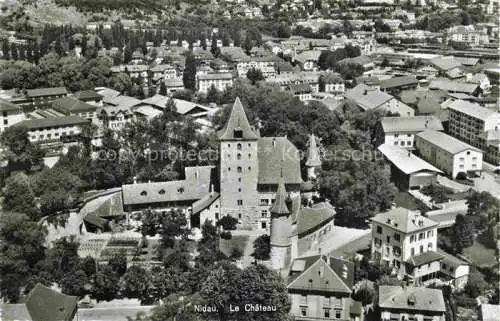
227 143 252 148
410 243 434 256
393 140 412 147
228 166 251 172
227 153 252 160
31 131 75 140
299 307 342 318
409 230 434 243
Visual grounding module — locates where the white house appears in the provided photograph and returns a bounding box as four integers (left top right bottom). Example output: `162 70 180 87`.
197 73 233 94
0 99 25 133
415 130 483 178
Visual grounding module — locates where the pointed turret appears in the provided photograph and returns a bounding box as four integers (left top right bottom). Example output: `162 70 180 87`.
305 134 322 167
270 179 290 215
218 97 259 140
306 134 321 180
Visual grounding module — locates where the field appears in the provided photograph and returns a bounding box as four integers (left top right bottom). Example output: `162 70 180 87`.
25 0 87 26
462 238 497 268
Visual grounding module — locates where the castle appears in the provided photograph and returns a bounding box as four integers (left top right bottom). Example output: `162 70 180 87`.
121 98 336 269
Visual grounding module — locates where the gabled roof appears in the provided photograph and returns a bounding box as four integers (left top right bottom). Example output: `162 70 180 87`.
0 98 22 112
378 286 446 313
122 166 216 206
430 57 462 71
344 84 393 111
429 79 479 95
192 192 219 214
447 99 497 121
287 83 313 94
380 116 443 133
257 137 302 185
380 75 418 90
25 284 78 321
294 202 336 236
26 87 68 98
104 95 142 108
408 251 444 266
218 98 259 141
372 207 438 233
287 256 352 294
52 97 97 114
73 90 103 101
16 115 89 130
416 130 482 154
378 144 443 175
294 50 322 64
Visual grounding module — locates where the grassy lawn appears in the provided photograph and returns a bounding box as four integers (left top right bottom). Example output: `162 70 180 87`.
462 239 497 268
219 235 250 258
394 191 427 211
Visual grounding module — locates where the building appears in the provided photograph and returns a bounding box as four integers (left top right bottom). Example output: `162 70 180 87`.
287 255 363 321
428 79 480 96
448 25 489 47
415 130 483 178
438 250 470 290
72 90 104 106
0 98 25 133
378 286 446 321
447 100 500 165
344 84 415 116
0 283 78 321
16 115 89 145
12 87 69 111
164 79 185 95
371 207 438 275
286 84 313 101
375 116 444 148
197 73 233 94
52 97 98 122
380 76 419 95
294 50 322 71
378 144 443 191
479 303 500 321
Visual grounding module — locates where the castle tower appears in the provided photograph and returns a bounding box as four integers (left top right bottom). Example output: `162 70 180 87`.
218 98 260 229
305 134 322 180
270 177 292 270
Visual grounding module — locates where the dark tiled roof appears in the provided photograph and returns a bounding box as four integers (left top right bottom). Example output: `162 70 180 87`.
73 90 103 101
122 166 216 206
25 284 78 321
0 98 22 112
257 137 302 185
287 83 313 94
378 285 446 312
270 181 289 214
372 207 438 234
218 98 259 140
380 75 418 90
26 87 68 98
380 116 443 133
294 202 335 236
287 256 352 294
16 115 89 130
192 192 220 214
408 251 444 266
52 97 98 114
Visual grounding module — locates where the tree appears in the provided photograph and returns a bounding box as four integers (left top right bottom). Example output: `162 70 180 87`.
464 270 488 298
246 67 265 85
217 215 238 230
277 23 291 38
159 81 167 96
252 234 270 260
352 283 375 306
91 265 120 302
0 125 44 171
206 84 218 103
60 269 88 297
141 209 162 236
122 265 152 301
420 184 452 203
2 173 39 220
182 52 196 91
199 263 291 321
108 250 127 276
160 210 188 248
452 214 474 253
0 212 47 302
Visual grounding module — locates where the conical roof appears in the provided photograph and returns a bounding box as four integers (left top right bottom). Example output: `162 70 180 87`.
270 179 289 215
218 97 259 140
305 133 322 167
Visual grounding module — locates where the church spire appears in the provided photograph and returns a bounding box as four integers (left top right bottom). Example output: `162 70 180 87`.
218 97 259 140
305 133 322 167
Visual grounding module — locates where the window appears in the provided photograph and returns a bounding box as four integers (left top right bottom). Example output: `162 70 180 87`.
237 200 243 206
228 167 231 171
428 242 433 250
400 141 405 146
386 236 390 243
394 233 401 242
323 308 331 318
237 143 242 150
215 213 219 220
261 222 267 229
442 263 447 270
2 111 6 117
308 279 313 287
420 245 424 253
248 153 251 158
238 188 242 192
238 213 242 219
177 187 184 193
377 226 382 234
335 310 341 318
140 191 147 196
159 189 165 194
407 141 412 146
237 167 242 173
427 230 433 238
411 248 415 256
236 153 242 160
238 178 242 182
261 210 267 217
459 157 465 161
419 233 424 240
228 144 231 147
300 307 307 317
234 130 243 139
410 235 415 243
394 141 398 145
3 119 7 125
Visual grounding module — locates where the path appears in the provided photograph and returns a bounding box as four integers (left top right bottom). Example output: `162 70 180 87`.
231 229 267 268
472 172 500 200
436 175 471 193
301 226 371 258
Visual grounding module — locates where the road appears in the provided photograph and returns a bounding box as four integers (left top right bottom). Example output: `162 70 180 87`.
473 172 500 200
77 306 155 321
